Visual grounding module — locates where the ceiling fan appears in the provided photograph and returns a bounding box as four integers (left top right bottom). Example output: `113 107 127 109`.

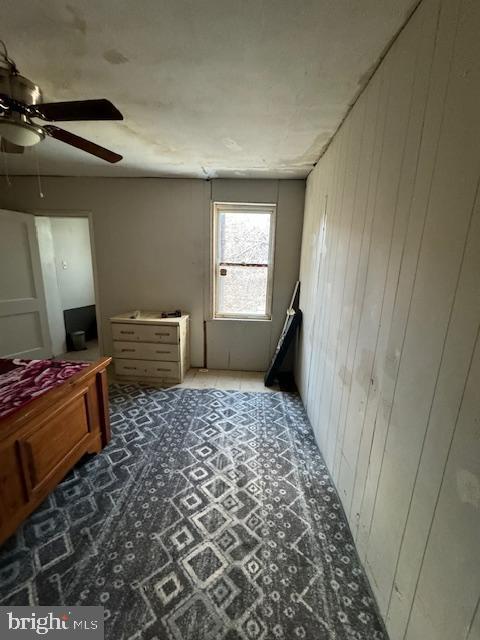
0 41 123 163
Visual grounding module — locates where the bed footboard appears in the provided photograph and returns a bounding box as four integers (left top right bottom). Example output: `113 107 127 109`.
0 357 111 546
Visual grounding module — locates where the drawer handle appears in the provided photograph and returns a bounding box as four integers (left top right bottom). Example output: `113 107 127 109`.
155 350 170 354
123 366 137 370
120 330 135 335
156 367 171 372
121 348 136 352
155 332 170 336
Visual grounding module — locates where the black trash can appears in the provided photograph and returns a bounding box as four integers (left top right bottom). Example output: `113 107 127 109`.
70 330 86 351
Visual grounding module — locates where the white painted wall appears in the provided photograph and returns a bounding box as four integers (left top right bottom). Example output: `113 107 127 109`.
0 178 304 369
207 180 305 369
50 217 95 311
34 217 66 355
295 1 480 639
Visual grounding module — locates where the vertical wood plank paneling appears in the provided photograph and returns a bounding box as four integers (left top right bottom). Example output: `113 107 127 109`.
354 0 458 562
388 182 480 639
321 99 367 470
309 135 345 452
313 123 351 449
404 329 480 640
301 149 334 410
300 151 328 411
297 174 321 400
336 13 422 522
327 72 382 481
295 0 480 638
365 0 480 613
349 0 440 544
331 60 391 482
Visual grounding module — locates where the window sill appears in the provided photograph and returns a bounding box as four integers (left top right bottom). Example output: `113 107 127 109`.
211 316 272 323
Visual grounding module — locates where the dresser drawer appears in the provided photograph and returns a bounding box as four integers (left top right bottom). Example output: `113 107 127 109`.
143 360 179 379
114 358 179 380
112 323 178 344
113 341 179 362
114 359 145 377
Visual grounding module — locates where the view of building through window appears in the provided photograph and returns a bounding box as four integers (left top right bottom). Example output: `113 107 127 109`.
213 204 275 319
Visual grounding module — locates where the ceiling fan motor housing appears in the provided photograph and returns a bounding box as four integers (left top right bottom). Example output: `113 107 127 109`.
0 67 43 109
0 67 45 146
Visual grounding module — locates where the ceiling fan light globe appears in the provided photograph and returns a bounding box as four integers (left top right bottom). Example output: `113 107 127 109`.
0 120 44 147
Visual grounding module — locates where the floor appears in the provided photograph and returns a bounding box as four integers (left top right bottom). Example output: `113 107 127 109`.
174 368 280 392
0 383 386 640
56 339 100 362
54 344 278 392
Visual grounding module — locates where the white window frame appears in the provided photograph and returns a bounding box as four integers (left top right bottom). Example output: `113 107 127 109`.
212 202 276 321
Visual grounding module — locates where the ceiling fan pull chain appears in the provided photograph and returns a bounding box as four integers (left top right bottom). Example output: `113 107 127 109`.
2 148 12 187
33 146 44 198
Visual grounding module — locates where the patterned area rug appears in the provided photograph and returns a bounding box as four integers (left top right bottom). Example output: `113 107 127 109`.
0 384 387 640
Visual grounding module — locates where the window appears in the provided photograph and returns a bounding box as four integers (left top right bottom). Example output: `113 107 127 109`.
212 202 276 320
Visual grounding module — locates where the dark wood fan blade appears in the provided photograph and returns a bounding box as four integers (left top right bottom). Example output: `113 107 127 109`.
0 138 24 153
43 125 122 163
34 99 123 121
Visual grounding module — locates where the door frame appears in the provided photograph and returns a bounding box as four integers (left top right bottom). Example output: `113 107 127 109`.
28 209 104 357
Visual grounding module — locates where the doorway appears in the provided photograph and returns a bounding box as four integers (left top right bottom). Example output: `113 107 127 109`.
35 215 100 362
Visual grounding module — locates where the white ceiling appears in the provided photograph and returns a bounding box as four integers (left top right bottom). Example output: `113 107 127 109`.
1 0 415 178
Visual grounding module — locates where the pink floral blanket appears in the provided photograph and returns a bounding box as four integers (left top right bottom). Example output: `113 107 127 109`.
0 358 90 419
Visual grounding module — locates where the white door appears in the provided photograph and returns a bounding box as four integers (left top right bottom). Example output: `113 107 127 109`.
0 209 52 359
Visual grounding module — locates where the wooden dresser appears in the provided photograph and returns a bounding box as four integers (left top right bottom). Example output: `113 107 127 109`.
110 312 190 384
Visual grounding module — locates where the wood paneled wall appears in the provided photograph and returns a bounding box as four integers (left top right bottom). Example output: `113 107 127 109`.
295 1 480 638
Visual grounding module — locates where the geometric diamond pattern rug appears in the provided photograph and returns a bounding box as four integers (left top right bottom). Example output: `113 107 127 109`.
0 384 387 640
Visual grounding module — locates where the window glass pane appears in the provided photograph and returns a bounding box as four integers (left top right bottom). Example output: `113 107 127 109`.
217 265 268 316
218 212 271 264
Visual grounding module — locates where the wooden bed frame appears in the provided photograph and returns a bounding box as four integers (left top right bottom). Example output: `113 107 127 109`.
0 357 111 545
